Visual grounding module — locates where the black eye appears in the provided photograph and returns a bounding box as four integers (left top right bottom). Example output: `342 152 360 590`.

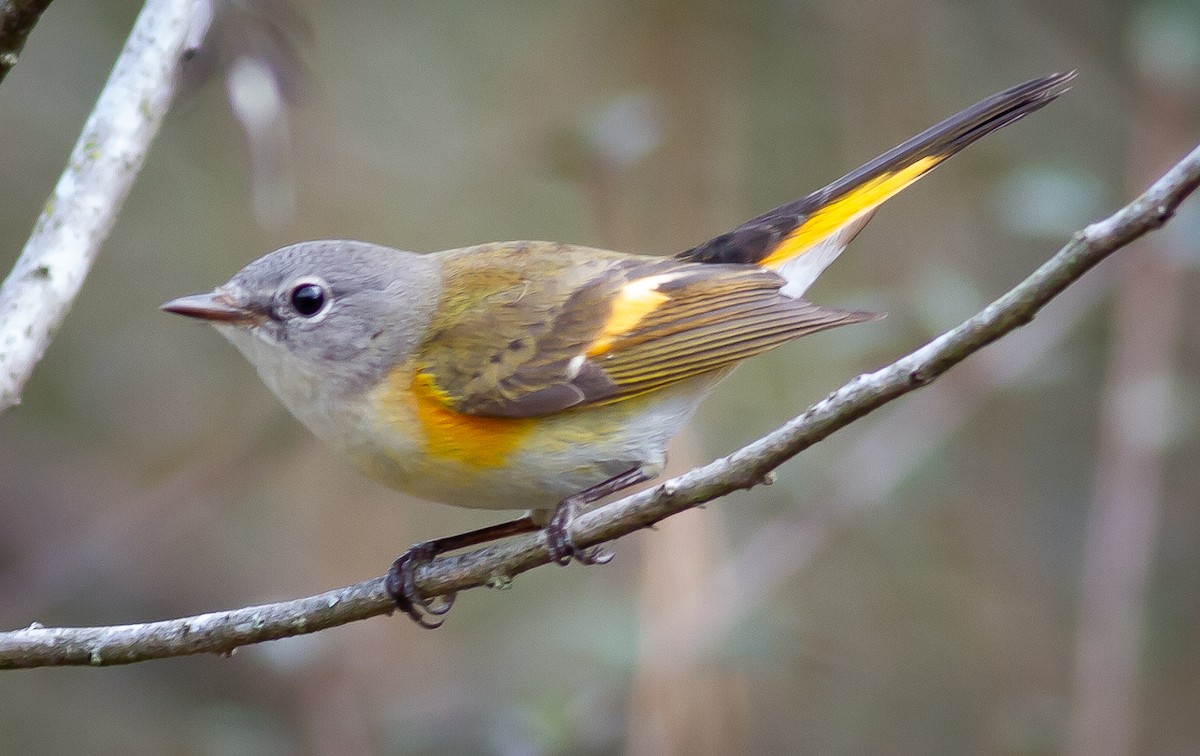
290 283 327 317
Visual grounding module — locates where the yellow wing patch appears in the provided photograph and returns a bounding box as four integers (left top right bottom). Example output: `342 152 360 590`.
586 274 674 357
760 155 942 268
408 370 536 468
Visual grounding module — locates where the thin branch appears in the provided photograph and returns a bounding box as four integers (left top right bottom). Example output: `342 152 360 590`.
0 0 52 84
3 142 1200 670
0 0 200 413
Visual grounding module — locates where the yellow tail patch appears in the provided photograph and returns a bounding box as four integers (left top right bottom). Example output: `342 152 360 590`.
760 155 942 268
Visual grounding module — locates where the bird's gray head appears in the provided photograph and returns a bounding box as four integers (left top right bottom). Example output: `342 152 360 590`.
163 240 441 399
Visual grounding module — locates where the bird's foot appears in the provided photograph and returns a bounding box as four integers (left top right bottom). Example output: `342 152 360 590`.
384 541 456 629
544 498 614 566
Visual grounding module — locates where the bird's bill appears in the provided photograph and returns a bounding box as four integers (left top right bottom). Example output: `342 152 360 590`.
160 291 261 325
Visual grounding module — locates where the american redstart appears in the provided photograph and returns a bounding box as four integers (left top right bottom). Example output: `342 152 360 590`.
164 72 1073 626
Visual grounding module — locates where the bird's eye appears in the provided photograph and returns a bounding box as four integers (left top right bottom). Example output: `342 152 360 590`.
289 282 327 317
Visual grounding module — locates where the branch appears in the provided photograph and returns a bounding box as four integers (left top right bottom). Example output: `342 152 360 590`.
0 0 200 413
4 142 1200 670
0 0 52 85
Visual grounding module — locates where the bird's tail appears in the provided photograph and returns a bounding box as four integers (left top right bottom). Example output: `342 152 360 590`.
678 71 1075 296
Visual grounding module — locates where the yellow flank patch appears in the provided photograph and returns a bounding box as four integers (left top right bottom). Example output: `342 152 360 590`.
761 155 942 268
407 370 536 468
587 274 673 357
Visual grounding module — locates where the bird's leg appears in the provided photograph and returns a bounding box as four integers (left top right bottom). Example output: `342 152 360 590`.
544 467 652 566
385 516 540 628
387 467 652 626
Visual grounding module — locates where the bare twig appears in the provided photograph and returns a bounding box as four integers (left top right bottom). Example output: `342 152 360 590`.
2 142 1199 670
0 0 52 84
0 0 200 412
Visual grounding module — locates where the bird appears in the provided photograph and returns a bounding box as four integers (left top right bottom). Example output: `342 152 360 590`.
163 72 1073 626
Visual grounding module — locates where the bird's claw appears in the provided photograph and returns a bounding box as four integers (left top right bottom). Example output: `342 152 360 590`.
385 542 456 629
544 500 614 566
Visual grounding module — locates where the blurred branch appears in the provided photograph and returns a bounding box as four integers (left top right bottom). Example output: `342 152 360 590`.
2 142 1200 669
0 0 201 412
1066 78 1190 756
181 0 310 230
0 0 52 85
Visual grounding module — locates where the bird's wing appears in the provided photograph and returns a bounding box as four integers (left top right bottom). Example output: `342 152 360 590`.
413 242 875 418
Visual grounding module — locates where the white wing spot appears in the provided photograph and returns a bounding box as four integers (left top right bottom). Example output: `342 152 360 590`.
566 354 586 379
624 272 685 297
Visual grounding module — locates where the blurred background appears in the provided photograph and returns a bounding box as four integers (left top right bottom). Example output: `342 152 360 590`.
2 0 1199 753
